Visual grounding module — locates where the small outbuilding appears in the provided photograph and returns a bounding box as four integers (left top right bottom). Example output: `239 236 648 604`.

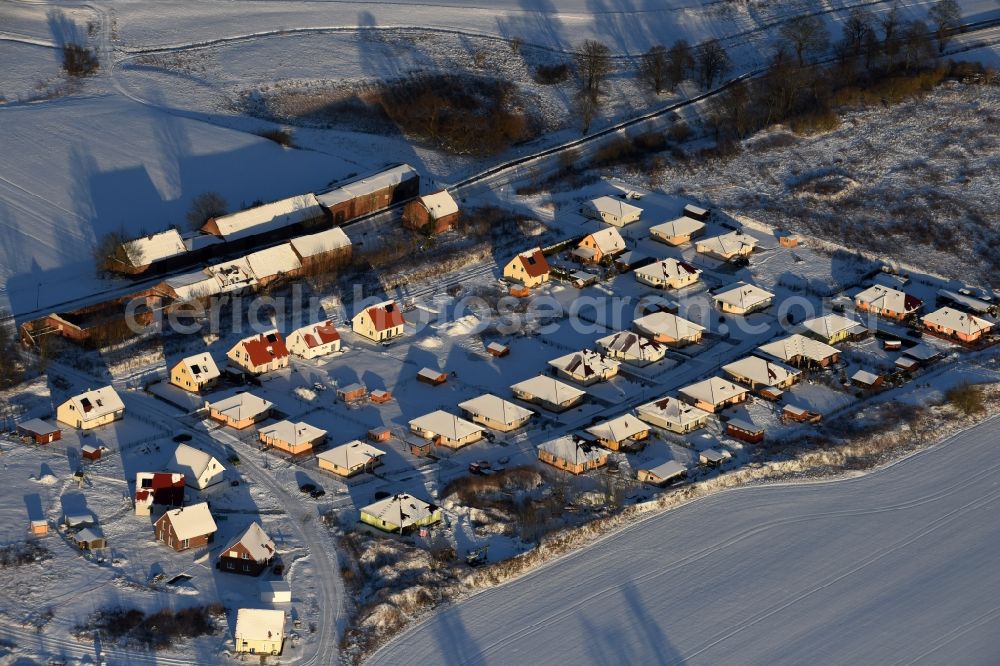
337 383 368 403
417 368 448 385
683 203 710 221
486 342 510 358
17 419 61 445
260 581 291 604
725 419 764 444
781 405 822 424
637 460 687 486
699 449 729 467
370 389 392 404
73 526 107 551
402 190 460 234
851 369 884 389
81 444 103 461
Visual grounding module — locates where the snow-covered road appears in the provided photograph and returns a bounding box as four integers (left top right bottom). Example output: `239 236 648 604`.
369 416 1000 665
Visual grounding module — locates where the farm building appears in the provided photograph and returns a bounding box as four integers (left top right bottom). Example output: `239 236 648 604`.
903 343 942 364
121 229 187 274
637 460 687 486
352 300 406 341
570 270 599 288
207 393 273 430
205 258 258 294
402 190 460 234
511 375 586 412
487 342 510 357
699 449 729 467
649 216 705 246
337 383 367 402
854 285 922 321
634 258 702 290
922 307 994 343
851 369 884 389
632 312 704 346
458 394 533 432
169 443 227 489
713 283 774 315
573 228 626 263
160 270 222 302
259 421 327 455
218 522 276 576
585 414 650 451
134 472 185 516
548 349 620 385
409 411 485 449
580 196 642 227
202 193 323 242
679 377 748 413
613 251 652 273
417 368 448 385
758 334 840 368
538 436 608 475
317 440 386 477
636 396 711 433
72 527 107 551
234 608 285 656
782 405 822 424
17 419 61 444
696 231 758 261
243 244 303 286
596 331 667 366
227 330 289 375
722 355 802 391
288 227 353 268
317 163 419 223
683 204 710 221
884 339 903 351
286 320 341 359
56 386 124 430
155 502 217 551
725 419 764 444
503 247 550 288
800 314 868 345
169 353 220 393
360 493 442 533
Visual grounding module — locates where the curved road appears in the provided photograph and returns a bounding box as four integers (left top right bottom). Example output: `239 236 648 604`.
369 415 1000 665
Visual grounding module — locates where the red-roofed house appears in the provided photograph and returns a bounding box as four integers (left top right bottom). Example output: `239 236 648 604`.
286 321 341 359
226 330 289 374
352 301 406 342
134 472 185 516
503 248 550 289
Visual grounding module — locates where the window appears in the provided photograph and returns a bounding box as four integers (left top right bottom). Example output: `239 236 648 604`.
241 552 249 559
181 538 189 549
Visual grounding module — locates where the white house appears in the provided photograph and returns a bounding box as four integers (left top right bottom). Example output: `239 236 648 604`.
286 320 341 359
581 196 642 227
713 283 775 315
548 349 620 385
596 331 667 366
169 444 226 489
56 386 124 430
635 396 711 433
634 258 702 290
649 216 705 246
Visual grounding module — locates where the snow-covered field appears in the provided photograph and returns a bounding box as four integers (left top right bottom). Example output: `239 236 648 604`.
368 414 1000 665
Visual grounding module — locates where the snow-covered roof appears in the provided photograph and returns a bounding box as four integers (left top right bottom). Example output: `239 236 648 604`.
922 307 994 336
758 334 840 363
699 448 728 464
419 190 459 219
409 411 483 440
633 312 705 339
585 196 642 220
801 314 867 340
222 522 275 563
61 386 124 422
855 285 922 313
206 258 258 292
641 460 687 481
903 343 940 361
649 216 705 239
316 440 386 469
124 229 186 267
75 526 105 544
289 227 352 259
207 392 273 422
634 258 701 284
726 418 763 433
458 394 533 426
418 367 446 381
636 395 711 427
511 375 586 404
161 502 217 540
539 436 605 465
207 193 322 241
234 608 284 642
697 231 758 257
316 164 417 207
586 414 648 443
174 353 220 383
244 243 302 279
679 377 747 406
18 418 60 435
163 270 220 301
170 443 225 480
852 369 881 385
288 320 340 350
548 349 620 379
713 283 774 310
684 204 708 218
582 227 626 254
722 355 800 387
259 420 326 446
229 330 289 367
361 493 438 526
596 331 666 362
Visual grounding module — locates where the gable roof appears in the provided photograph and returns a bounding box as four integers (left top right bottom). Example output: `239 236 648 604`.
360 301 405 331
316 164 418 206
234 608 284 642
361 493 438 526
633 312 705 339
852 369 881 385
758 334 839 363
289 227 352 259
713 283 774 310
640 460 687 481
419 190 459 219
169 443 225 480
289 320 340 349
160 502 217 540
635 257 701 283
539 436 605 465
649 216 705 239
62 386 124 422
259 420 326 446
636 395 711 426
18 418 60 436
586 196 642 220
549 349 620 379
206 258 257 292
511 375 586 404
243 244 302 279
175 353 221 383
922 307 994 336
722 355 801 386
596 331 666 361
232 330 289 367
207 392 273 422
801 314 867 340
205 193 322 241
855 285 922 313
124 229 186 267
586 414 648 443
458 394 533 425
316 440 386 469
679 376 748 406
409 411 484 440
163 270 221 301
514 248 550 278
697 230 758 257
222 522 275 562
583 227 626 254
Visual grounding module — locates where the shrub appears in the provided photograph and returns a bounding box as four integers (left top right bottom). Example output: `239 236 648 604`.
256 128 294 147
946 382 984 415
63 43 99 77
666 122 692 143
789 108 841 135
534 63 570 85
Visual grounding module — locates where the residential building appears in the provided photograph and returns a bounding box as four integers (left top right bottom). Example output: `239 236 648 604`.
316 440 386 477
636 395 711 433
168 443 226 489
649 216 705 246
134 472 185 516
259 421 327 455
409 411 484 449
170 353 221 393
286 320 341 359
596 331 667 366
56 386 124 430
696 230 758 260
458 394 534 432
548 349 620 385
402 190 460 234
580 196 642 227
234 608 285 655
758 334 840 368
632 312 705 346
585 414 649 451
637 460 687 486
207 393 273 429
800 314 867 345
227 330 289 375
352 300 406 341
679 377 748 413
634 258 702 290
511 375 586 412
359 493 442 533
922 307 994 344
573 228 626 263
538 436 608 474
722 355 802 391
154 502 217 551
713 283 774 315
854 285 922 320
218 522 276 576
503 248 550 288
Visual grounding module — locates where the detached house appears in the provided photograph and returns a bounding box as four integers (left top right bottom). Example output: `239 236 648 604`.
854 285 922 321
922 307 994 344
634 258 702 290
155 502 217 551
360 493 442 533
227 330 289 375
170 353 221 393
402 190 460 234
286 320 341 359
580 196 642 227
207 393 273 430
679 377 748 413
234 608 285 656
134 472 185 516
538 436 607 475
722 355 802 391
458 394 534 432
503 248 550 289
633 312 705 346
259 421 327 455
649 216 705 246
585 414 650 451
56 386 124 430
548 349 620 386
511 375 586 412
713 283 774 315
597 331 667 366
317 440 385 477
801 314 867 345
169 443 226 489
352 300 405 342
409 411 484 449
574 228 626 264
758 334 840 368
696 230 758 261
636 395 711 434
218 522 276 576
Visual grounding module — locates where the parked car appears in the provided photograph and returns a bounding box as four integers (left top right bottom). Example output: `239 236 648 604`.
309 488 326 499
298 483 316 494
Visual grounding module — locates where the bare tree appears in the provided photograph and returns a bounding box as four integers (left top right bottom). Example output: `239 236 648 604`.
666 39 694 90
574 91 599 134
779 14 830 66
639 45 668 93
186 191 228 231
928 0 961 53
574 39 612 99
902 20 935 71
92 230 130 275
695 39 730 88
880 2 902 47
838 8 876 62
0 310 24 389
